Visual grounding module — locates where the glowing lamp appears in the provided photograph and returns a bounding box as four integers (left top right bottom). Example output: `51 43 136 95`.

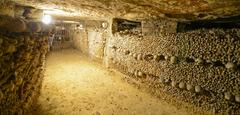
42 15 52 25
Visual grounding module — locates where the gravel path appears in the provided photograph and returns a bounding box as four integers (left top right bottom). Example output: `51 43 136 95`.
33 49 188 115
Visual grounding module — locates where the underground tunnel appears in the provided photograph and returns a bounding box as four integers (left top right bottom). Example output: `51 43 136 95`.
0 0 240 114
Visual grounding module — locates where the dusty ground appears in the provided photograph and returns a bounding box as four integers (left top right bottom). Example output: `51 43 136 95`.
33 49 189 115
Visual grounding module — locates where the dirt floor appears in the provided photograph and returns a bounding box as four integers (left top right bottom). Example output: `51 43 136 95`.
33 49 189 115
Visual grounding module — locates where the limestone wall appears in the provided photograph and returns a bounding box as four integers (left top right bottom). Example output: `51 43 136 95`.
105 28 240 113
0 34 48 114
73 20 109 62
73 30 89 54
0 1 15 17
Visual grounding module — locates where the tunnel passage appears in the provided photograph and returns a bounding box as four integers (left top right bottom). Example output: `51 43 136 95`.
1 0 240 114
33 49 189 115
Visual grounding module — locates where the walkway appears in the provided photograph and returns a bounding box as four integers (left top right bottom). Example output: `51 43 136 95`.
34 49 188 115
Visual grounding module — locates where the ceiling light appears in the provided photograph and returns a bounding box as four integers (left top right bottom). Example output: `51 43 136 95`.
42 15 52 25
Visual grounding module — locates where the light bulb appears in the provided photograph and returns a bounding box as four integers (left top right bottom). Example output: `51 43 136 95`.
42 15 52 25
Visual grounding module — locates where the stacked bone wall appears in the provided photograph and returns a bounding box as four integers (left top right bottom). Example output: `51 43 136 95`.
0 34 48 114
105 19 240 113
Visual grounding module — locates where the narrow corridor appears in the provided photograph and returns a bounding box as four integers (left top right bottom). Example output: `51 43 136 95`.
33 49 187 115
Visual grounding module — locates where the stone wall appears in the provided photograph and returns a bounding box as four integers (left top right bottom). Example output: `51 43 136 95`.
73 20 109 62
0 33 48 114
0 1 15 17
142 18 178 35
105 27 240 113
73 30 89 54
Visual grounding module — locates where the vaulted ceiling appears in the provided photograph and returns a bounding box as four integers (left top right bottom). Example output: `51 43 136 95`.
11 0 240 21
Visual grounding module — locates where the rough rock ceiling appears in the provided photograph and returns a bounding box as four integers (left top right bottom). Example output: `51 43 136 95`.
12 0 240 21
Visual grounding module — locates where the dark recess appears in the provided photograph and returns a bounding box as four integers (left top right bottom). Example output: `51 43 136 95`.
177 15 240 32
112 18 141 34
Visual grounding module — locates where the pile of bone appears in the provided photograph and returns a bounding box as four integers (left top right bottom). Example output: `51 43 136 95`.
0 34 48 114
